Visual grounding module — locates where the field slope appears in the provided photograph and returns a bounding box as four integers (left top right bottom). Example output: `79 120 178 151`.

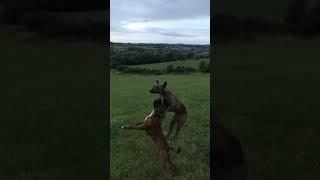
131 58 209 70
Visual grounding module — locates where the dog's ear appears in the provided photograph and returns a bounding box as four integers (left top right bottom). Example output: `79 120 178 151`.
162 81 167 88
156 80 159 84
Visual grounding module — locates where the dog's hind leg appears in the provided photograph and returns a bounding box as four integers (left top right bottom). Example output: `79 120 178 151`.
160 152 172 180
167 158 177 176
166 115 178 139
173 113 187 140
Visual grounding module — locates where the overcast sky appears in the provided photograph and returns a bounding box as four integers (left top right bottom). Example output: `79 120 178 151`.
110 0 210 45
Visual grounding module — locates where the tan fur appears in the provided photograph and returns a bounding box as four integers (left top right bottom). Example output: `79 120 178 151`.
162 89 187 140
149 81 187 140
122 99 179 179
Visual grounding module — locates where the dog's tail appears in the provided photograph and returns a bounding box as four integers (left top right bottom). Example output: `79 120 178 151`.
169 146 181 154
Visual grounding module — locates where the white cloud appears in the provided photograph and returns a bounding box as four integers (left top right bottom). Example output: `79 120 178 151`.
111 0 210 44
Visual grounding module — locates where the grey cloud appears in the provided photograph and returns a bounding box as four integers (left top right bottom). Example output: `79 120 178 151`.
158 32 195 38
115 25 197 38
110 0 209 43
148 27 197 37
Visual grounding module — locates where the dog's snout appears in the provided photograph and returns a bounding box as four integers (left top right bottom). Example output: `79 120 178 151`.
149 89 155 93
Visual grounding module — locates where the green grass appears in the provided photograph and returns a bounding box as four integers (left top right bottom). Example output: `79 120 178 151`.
110 73 210 179
215 38 320 179
0 27 107 179
131 58 209 70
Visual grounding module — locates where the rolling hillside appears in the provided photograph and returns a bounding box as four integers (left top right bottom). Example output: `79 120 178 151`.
131 58 210 70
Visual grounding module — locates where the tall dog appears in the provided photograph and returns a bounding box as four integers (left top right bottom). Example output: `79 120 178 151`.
213 112 248 180
149 80 187 140
122 98 180 179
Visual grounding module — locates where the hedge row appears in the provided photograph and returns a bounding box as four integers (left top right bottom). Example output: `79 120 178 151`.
112 61 210 75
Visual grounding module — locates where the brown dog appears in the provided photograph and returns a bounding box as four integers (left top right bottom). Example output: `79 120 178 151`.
122 98 180 179
149 80 187 140
213 112 248 180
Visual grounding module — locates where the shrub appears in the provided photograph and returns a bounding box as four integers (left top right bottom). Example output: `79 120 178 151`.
121 67 164 75
199 60 208 73
186 52 195 59
166 64 174 73
173 66 197 74
115 65 128 71
117 65 198 75
184 67 197 72
174 66 185 73
152 69 164 75
110 47 195 65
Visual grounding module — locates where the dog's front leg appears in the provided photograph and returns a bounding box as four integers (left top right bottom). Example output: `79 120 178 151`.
135 122 143 126
122 121 146 130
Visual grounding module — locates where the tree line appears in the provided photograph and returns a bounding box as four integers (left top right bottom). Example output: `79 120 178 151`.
110 46 202 67
114 60 210 75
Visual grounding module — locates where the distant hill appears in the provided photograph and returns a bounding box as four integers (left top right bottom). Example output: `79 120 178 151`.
111 43 209 66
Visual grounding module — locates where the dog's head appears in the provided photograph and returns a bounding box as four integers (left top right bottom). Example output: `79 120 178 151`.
149 80 167 94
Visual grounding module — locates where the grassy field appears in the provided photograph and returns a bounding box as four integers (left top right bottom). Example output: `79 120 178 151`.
110 73 210 179
131 58 210 70
215 38 320 179
0 26 107 179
